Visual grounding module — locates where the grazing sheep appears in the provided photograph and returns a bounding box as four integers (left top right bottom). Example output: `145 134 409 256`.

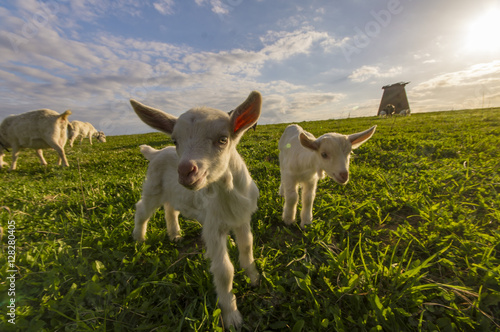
0 109 71 170
279 124 376 228
130 91 262 329
68 120 106 147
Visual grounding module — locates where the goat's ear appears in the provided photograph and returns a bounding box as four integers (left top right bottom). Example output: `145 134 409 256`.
299 132 320 151
349 125 376 149
130 99 177 134
230 91 262 135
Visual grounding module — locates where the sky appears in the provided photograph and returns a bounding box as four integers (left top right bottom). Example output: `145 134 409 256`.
0 0 499 135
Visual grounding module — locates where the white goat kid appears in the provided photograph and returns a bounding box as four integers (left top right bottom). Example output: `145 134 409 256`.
130 91 262 329
68 120 106 147
0 109 71 170
279 124 376 228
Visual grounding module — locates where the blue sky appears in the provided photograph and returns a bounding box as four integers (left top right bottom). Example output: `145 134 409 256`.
0 0 499 135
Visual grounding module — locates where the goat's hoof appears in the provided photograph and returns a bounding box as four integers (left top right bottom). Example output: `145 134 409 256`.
132 231 146 242
250 274 260 287
300 219 313 229
169 235 183 242
283 218 296 226
223 309 243 330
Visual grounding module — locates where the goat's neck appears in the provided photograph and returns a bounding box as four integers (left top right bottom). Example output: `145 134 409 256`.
291 147 324 179
226 150 250 190
201 150 256 224
211 150 253 195
312 153 325 179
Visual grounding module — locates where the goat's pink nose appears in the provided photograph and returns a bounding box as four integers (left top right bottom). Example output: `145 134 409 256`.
178 161 198 183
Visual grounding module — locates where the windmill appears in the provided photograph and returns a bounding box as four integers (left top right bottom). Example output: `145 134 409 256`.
377 82 410 116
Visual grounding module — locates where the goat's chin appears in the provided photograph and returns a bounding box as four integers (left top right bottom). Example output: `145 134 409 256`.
328 173 349 185
179 173 207 191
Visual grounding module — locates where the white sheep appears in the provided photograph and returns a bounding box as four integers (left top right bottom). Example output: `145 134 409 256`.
279 124 376 228
0 109 71 170
130 91 262 329
68 120 106 147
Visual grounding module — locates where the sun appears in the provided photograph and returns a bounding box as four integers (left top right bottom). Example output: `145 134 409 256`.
465 8 500 53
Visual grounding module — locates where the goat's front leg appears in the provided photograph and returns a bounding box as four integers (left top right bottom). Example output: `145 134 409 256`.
282 180 299 225
164 203 181 242
202 223 242 329
300 179 317 228
133 197 160 241
233 222 259 286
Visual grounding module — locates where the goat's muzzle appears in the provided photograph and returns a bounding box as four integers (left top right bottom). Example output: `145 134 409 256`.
334 171 349 185
178 160 206 190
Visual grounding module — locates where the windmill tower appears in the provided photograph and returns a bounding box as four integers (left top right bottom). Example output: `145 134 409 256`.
377 82 410 115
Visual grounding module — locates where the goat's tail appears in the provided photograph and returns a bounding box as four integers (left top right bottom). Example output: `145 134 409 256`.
139 145 159 161
59 109 72 121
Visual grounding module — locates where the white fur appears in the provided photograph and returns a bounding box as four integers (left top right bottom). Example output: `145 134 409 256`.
130 91 262 329
68 120 106 147
278 124 376 228
0 109 71 170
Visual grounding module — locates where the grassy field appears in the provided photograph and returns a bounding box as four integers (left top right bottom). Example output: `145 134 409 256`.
1 108 499 331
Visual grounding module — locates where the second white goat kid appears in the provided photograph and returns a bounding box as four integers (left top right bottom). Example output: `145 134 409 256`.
279 124 376 228
130 91 262 329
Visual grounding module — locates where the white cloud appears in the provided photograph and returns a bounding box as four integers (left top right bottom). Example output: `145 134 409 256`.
153 0 175 15
3 1 498 135
195 0 229 15
413 60 500 92
260 27 338 61
0 13 350 134
348 65 402 83
409 60 500 111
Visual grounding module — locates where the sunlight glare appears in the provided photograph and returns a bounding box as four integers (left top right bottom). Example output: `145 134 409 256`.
465 9 500 53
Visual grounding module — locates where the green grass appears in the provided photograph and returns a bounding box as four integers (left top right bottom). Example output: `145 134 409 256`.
1 108 499 331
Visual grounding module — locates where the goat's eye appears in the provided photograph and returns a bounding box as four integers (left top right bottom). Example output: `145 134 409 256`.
321 152 328 159
218 136 228 145
172 139 178 146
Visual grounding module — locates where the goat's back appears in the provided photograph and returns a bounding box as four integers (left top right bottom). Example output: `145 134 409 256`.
278 124 325 180
279 124 318 160
279 124 301 151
